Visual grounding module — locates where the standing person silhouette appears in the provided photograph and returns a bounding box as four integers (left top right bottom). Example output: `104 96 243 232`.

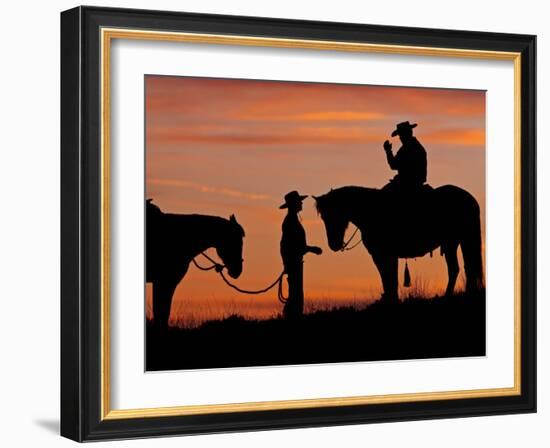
382 121 427 192
279 191 323 320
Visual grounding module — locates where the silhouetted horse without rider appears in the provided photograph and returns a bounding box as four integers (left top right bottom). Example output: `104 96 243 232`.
146 200 245 330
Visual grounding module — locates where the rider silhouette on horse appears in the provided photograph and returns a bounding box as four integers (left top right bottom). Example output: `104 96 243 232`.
380 121 432 282
382 121 428 194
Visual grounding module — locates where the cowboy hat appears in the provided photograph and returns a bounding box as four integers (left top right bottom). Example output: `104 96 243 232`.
391 121 418 137
279 190 308 209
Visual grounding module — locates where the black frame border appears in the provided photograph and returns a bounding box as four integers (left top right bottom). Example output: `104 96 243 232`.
61 6 536 442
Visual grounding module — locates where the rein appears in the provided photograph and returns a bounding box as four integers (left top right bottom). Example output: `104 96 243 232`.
340 226 362 251
192 252 288 303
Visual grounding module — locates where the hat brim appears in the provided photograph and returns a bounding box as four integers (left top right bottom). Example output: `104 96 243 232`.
391 123 417 137
279 195 308 209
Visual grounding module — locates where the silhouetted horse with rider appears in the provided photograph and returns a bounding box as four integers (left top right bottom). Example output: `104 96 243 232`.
314 121 483 303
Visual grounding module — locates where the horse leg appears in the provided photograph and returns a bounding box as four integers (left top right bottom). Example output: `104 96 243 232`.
387 256 398 302
152 279 179 331
373 254 398 303
444 243 459 297
461 233 484 294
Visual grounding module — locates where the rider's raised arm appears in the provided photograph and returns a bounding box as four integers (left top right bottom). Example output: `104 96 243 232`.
383 140 398 171
385 149 399 170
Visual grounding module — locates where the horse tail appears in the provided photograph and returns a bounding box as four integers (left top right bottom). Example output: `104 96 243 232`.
460 198 484 292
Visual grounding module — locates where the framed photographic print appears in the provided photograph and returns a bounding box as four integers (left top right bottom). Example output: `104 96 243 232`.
60 6 536 442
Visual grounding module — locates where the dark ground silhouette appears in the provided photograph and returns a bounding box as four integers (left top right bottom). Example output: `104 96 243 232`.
146 290 485 371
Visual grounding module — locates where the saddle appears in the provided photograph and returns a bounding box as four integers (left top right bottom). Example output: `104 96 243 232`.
378 181 436 252
381 178 433 206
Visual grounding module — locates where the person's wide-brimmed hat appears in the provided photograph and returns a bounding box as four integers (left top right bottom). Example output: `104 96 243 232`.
391 121 418 137
279 190 308 209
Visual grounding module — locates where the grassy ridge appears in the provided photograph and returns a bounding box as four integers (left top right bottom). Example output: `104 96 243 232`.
146 291 485 371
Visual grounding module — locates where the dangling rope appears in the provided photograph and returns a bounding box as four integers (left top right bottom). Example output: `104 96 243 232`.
340 226 362 252
276 276 288 304
403 259 411 287
192 252 288 303
219 270 286 297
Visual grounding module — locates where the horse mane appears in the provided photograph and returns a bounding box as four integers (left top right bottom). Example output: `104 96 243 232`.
172 214 245 237
315 186 376 214
147 200 245 237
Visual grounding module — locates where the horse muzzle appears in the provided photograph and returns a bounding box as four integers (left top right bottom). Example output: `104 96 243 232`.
227 267 242 279
328 240 344 252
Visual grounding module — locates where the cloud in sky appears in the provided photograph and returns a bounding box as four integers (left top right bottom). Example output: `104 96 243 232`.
149 178 272 202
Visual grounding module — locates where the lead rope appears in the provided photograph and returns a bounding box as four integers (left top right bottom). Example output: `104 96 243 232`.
192 253 288 303
403 259 411 287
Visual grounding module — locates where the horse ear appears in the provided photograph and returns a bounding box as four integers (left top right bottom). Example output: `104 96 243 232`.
230 214 245 237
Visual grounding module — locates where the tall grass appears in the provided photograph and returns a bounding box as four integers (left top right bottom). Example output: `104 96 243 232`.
146 272 464 329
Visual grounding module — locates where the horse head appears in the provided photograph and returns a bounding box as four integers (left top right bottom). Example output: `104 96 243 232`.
216 214 245 279
314 190 350 252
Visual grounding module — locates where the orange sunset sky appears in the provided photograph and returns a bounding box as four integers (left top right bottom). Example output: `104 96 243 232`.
145 75 486 326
